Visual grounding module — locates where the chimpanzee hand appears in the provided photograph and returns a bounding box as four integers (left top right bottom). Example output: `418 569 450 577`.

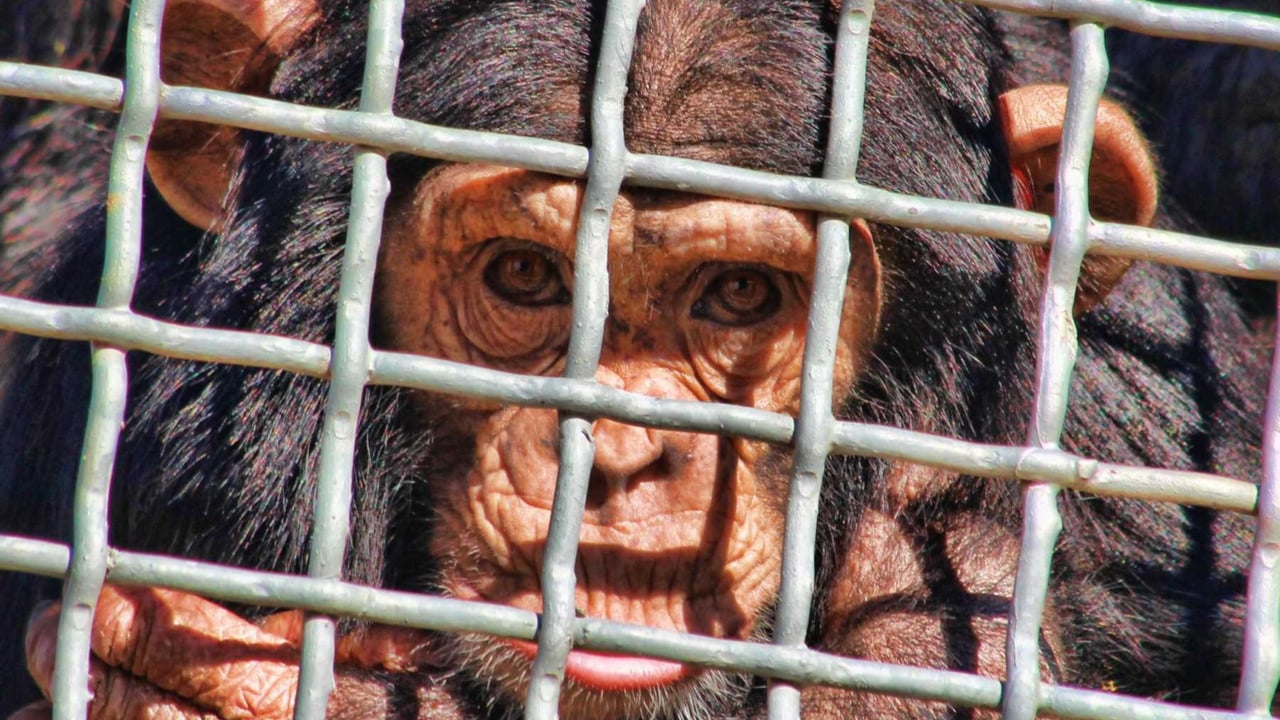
13 585 453 720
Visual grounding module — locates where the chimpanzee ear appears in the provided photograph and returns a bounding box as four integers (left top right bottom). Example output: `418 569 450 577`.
147 0 318 230
999 84 1158 314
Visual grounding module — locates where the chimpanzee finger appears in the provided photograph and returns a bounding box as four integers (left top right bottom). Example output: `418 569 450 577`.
258 608 438 672
87 659 224 720
5 700 51 720
336 625 438 673
23 600 60 699
26 585 301 720
256 608 306 643
26 617 219 720
92 585 301 719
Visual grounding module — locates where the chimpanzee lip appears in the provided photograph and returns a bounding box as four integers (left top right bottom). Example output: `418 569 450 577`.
505 638 691 691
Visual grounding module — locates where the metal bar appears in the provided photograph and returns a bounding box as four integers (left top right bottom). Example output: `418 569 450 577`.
47 0 164 717
1236 287 1280 712
0 299 332 374
50 352 128 720
9 67 1280 282
374 350 797 442
0 533 1256 720
524 1 644 717
767 0 873 716
0 298 1254 515
969 0 1280 51
833 426 1259 513
1002 22 1110 720
0 304 1250 512
293 1 406 717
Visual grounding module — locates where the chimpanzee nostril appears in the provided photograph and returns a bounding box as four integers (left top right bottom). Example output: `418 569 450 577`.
585 466 610 511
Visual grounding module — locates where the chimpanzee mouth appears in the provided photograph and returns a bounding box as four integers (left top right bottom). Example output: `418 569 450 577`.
444 626 756 720
505 638 691 690
442 578 709 692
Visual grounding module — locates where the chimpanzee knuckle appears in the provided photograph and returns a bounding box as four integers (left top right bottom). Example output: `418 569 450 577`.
91 589 149 672
87 662 220 720
152 640 300 718
255 611 305 646
87 667 128 720
23 604 61 696
88 665 146 720
211 666 296 720
5 701 53 720
334 627 436 673
89 588 300 717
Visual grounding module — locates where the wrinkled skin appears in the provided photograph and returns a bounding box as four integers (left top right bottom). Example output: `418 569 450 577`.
374 164 878 717
20 587 450 720
1 0 1270 718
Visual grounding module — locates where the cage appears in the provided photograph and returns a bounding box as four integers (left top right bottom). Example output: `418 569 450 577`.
2 0 1280 718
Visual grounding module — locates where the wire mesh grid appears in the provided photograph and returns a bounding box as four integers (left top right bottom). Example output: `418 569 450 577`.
1 0 1280 718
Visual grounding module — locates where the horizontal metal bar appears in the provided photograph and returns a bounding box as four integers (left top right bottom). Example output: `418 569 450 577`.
0 535 1254 719
0 301 1255 514
0 62 123 107
0 537 537 639
0 297 332 376
5 68 1280 284
370 350 795 443
1092 222 1280 279
832 424 1258 514
970 0 1280 51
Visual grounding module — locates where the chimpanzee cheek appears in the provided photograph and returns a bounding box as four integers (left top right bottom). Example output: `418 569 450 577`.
437 406 557 578
453 292 570 374
685 322 807 410
715 454 786 613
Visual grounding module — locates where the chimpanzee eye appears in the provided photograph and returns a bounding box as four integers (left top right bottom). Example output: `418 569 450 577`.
483 243 569 306
693 265 783 326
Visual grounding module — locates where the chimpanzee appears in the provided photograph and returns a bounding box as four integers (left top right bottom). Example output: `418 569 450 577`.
0 0 1270 718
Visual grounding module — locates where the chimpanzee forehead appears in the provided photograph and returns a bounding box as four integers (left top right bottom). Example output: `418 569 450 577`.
623 0 832 173
386 0 832 176
408 163 820 269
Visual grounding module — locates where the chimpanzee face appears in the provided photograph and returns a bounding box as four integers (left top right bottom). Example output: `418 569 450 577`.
370 162 878 714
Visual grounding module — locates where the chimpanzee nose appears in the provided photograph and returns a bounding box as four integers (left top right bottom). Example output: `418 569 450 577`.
590 419 665 486
584 368 702 509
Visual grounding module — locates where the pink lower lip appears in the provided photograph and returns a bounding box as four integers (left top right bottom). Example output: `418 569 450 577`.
507 639 690 691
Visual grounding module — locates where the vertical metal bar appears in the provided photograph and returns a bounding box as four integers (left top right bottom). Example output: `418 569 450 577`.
293 0 405 717
524 1 644 718
766 1 873 717
49 0 164 718
1237 288 1280 713
1002 21 1109 720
